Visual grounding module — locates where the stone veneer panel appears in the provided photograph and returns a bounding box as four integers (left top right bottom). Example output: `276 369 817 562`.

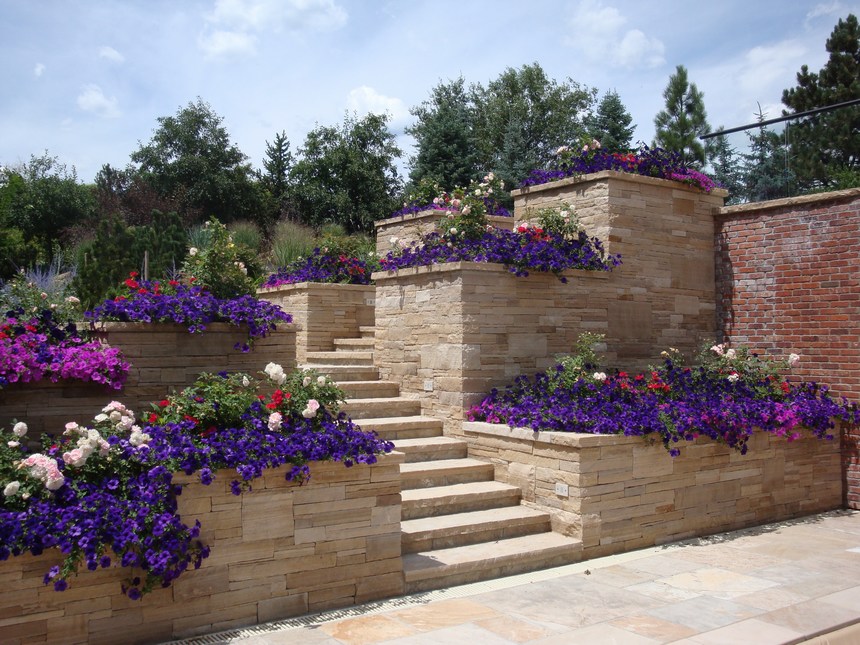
258 283 375 364
0 454 403 645
0 323 296 438
463 422 842 558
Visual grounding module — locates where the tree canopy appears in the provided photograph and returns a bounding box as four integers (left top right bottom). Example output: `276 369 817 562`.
587 90 635 153
782 13 860 189
130 98 263 225
288 112 402 233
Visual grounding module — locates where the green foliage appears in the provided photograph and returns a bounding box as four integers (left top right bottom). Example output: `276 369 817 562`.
228 220 263 254
130 98 264 226
743 110 796 202
269 220 317 269
653 65 712 168
72 213 188 309
0 154 95 273
782 14 860 190
259 131 295 235
708 132 745 204
471 63 597 189
288 112 402 233
0 260 81 322
587 90 635 153
182 219 256 298
549 332 606 392
407 77 480 192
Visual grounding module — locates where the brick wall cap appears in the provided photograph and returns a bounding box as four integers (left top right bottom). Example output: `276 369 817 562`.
719 186 860 216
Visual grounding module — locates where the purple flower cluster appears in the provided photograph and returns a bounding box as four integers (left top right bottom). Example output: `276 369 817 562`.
0 373 392 599
85 278 292 351
379 227 620 281
263 248 377 287
468 360 858 456
0 308 128 390
520 145 718 193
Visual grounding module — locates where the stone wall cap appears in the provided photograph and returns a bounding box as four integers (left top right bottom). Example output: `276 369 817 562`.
718 186 860 216
89 320 298 333
371 261 609 282
258 282 375 294
374 209 513 228
511 169 728 199
463 421 642 448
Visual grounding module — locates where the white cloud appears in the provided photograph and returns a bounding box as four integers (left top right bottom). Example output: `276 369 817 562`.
200 0 347 57
77 84 120 118
198 29 257 58
565 0 665 69
346 86 409 125
33 63 45 77
98 46 125 63
805 2 845 27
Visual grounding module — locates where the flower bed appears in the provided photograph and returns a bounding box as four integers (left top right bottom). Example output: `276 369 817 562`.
1 366 393 613
375 208 514 256
262 248 377 287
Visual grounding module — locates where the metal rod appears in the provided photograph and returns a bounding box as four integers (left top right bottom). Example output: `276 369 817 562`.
701 97 860 139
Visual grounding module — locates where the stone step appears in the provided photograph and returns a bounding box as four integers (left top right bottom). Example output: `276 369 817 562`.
336 380 400 399
401 481 522 520
402 506 552 553
340 397 422 420
400 458 494 490
402 532 583 593
359 326 376 338
300 364 380 382
392 436 467 463
305 350 374 366
353 416 443 440
333 337 375 350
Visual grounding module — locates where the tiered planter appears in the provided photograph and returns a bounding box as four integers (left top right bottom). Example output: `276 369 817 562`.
464 422 842 558
0 454 404 645
374 209 514 256
258 283 374 364
0 322 297 437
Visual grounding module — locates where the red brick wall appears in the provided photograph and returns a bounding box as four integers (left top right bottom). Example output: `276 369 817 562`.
714 188 860 507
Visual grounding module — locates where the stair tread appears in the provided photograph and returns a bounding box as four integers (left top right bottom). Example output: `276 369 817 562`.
354 415 442 428
344 396 419 405
402 506 548 535
401 481 520 503
392 436 467 449
403 532 581 579
400 458 492 474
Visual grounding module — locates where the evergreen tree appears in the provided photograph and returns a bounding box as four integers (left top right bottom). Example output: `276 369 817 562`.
262 131 294 202
407 78 479 192
743 108 796 202
782 14 860 190
709 131 744 204
653 65 711 168
587 90 635 153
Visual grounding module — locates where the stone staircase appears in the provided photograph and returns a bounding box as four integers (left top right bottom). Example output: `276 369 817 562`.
301 327 582 593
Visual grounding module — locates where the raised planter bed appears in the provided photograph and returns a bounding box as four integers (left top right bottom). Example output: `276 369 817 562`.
463 421 842 558
0 453 404 645
374 209 514 256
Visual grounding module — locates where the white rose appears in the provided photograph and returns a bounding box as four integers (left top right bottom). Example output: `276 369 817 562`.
45 476 65 491
317 376 327 386
727 373 740 383
189 247 198 256
593 372 607 382
725 349 737 360
303 376 312 387
710 344 724 356
788 353 800 367
242 375 251 387
3 481 20 497
389 236 399 245
7 441 20 448
449 228 458 235
461 205 471 215
12 422 27 437
267 412 283 431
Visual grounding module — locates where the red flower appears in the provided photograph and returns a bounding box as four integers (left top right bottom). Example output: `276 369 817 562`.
129 271 139 278
169 280 179 287
184 415 198 425
124 279 139 289
148 413 158 423
137 288 148 295
781 381 791 394
158 399 170 408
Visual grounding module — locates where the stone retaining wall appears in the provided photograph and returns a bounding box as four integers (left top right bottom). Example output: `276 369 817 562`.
258 283 374 363
1 454 403 645
0 323 296 438
464 422 842 558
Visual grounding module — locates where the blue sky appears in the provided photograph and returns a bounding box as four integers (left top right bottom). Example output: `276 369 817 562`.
2 0 857 182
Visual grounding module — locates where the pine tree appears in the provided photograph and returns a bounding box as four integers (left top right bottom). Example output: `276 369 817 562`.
587 90 635 153
782 14 860 190
262 131 294 202
653 65 711 168
709 131 744 204
743 108 795 202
